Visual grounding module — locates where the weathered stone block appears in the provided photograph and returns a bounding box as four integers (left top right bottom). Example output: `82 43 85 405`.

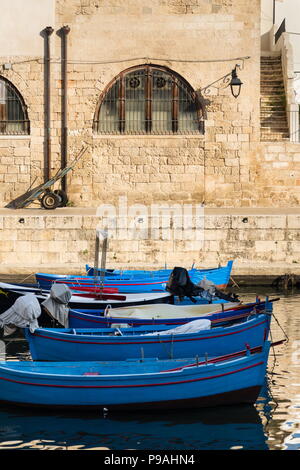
45 216 83 229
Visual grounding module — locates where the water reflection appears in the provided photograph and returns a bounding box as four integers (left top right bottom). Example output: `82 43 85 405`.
0 403 268 450
240 289 300 450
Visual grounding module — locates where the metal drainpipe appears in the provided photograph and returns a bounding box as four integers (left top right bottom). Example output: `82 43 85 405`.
61 25 70 193
44 26 54 183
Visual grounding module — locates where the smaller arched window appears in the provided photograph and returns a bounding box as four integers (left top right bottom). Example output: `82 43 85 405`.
0 77 29 135
94 65 204 135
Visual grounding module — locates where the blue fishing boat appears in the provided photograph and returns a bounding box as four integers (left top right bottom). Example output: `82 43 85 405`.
85 263 231 280
24 314 271 362
0 342 271 410
35 260 234 293
86 265 176 277
0 281 173 314
68 298 274 329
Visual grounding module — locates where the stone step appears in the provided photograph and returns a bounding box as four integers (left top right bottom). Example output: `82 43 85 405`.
260 55 288 141
261 59 282 62
261 90 285 95
261 67 282 71
261 92 285 97
261 94 285 98
260 95 285 101
260 102 286 108
261 69 282 73
261 103 285 108
260 84 285 90
261 118 287 123
261 106 286 112
261 85 285 89
261 124 289 130
261 120 287 127
260 110 286 115
261 129 289 134
261 77 284 82
261 70 283 75
261 135 289 139
261 74 283 79
261 135 289 140
260 57 282 63
260 61 282 66
260 96 286 102
260 62 282 67
261 117 287 121
261 80 284 85
260 88 285 98
261 69 283 74
261 132 289 136
261 130 289 136
260 63 282 69
261 108 286 112
261 94 285 100
261 71 283 76
261 121 289 128
260 136 290 142
261 126 288 132
261 65 282 70
260 112 286 119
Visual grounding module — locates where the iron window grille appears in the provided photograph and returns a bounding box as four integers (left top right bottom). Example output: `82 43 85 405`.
0 77 30 135
93 65 204 135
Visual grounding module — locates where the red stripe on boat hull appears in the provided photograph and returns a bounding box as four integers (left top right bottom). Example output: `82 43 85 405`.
32 319 267 345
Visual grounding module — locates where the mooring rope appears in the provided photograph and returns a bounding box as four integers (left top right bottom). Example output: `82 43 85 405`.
271 311 289 343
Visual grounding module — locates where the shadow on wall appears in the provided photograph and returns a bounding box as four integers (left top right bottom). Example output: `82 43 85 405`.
261 29 273 51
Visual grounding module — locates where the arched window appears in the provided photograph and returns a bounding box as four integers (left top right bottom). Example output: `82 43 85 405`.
94 65 204 135
0 77 29 135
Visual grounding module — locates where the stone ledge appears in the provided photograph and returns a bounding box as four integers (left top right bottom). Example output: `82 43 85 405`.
0 263 300 278
0 208 299 275
2 207 300 216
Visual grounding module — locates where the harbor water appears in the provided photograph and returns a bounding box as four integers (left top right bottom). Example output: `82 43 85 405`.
0 285 299 451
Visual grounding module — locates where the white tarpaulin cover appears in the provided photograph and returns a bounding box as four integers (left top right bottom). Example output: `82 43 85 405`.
144 319 211 336
106 302 239 320
0 293 41 333
41 284 71 327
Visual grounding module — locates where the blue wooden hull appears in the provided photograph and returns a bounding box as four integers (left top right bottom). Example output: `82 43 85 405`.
85 264 229 279
68 300 271 329
24 314 270 362
35 261 233 293
86 265 178 277
0 342 270 410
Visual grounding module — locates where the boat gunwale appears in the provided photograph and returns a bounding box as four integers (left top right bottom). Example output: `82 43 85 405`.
0 346 267 381
27 315 268 345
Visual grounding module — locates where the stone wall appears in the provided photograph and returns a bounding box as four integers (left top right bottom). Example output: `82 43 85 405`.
0 0 264 208
253 142 300 206
1 208 300 275
1 0 300 211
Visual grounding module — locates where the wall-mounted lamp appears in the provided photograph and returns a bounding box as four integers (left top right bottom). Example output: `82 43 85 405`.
230 65 243 98
199 61 245 99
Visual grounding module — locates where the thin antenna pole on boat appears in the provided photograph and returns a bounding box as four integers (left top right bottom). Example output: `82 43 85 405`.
94 228 108 293
100 229 108 294
94 230 100 287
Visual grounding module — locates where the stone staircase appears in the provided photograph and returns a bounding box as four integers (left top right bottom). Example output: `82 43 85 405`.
260 55 289 141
